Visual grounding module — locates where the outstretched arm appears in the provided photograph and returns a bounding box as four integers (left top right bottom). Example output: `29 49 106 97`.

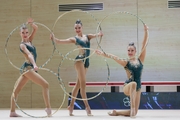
27 18 38 42
50 34 76 44
95 50 127 67
87 31 103 40
139 24 149 63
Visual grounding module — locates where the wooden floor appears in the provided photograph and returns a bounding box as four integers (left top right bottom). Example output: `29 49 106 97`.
1 109 180 120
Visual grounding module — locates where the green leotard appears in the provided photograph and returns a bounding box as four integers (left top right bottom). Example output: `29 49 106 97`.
75 35 90 68
19 42 37 73
124 59 143 91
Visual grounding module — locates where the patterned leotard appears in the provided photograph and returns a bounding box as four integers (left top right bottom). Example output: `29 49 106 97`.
75 35 90 68
124 59 143 91
19 42 37 73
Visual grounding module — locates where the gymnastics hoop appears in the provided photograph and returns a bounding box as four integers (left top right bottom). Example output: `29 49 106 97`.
4 22 56 71
96 11 149 60
59 47 98 62
57 47 110 101
51 9 102 61
12 67 66 118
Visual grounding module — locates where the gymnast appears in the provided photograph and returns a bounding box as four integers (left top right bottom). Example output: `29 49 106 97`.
50 19 103 116
96 24 148 117
10 18 52 117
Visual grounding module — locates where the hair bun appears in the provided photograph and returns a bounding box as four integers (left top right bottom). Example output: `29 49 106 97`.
129 42 134 46
75 19 82 25
20 23 27 30
76 19 81 24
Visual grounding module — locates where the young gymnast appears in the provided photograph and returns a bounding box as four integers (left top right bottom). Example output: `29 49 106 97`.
50 19 103 116
10 18 52 117
96 24 148 117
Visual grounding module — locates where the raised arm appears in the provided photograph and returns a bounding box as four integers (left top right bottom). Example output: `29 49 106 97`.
87 31 103 40
95 50 127 67
139 24 149 63
27 18 38 42
20 44 38 71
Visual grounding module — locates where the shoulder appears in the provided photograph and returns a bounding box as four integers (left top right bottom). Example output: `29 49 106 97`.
19 43 27 53
20 43 26 49
123 60 129 67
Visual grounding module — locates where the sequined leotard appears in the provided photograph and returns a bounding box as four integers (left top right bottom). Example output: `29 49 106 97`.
19 42 37 73
75 35 90 68
124 59 143 91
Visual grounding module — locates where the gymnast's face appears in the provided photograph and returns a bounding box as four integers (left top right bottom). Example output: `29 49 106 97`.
74 24 82 35
127 46 136 57
20 28 29 40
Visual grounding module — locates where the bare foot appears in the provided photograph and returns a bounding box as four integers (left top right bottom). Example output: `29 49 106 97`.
67 106 74 116
45 108 52 117
108 110 117 116
10 112 22 117
86 107 93 116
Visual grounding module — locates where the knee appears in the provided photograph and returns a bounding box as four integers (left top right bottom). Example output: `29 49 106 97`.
131 82 137 90
80 84 85 90
12 91 17 98
130 109 138 116
43 82 49 89
12 88 21 97
75 83 80 88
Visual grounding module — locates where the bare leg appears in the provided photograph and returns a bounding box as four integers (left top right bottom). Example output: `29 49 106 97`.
74 61 92 116
10 75 29 117
134 90 141 115
68 78 80 116
24 71 51 116
108 82 140 117
129 82 137 117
